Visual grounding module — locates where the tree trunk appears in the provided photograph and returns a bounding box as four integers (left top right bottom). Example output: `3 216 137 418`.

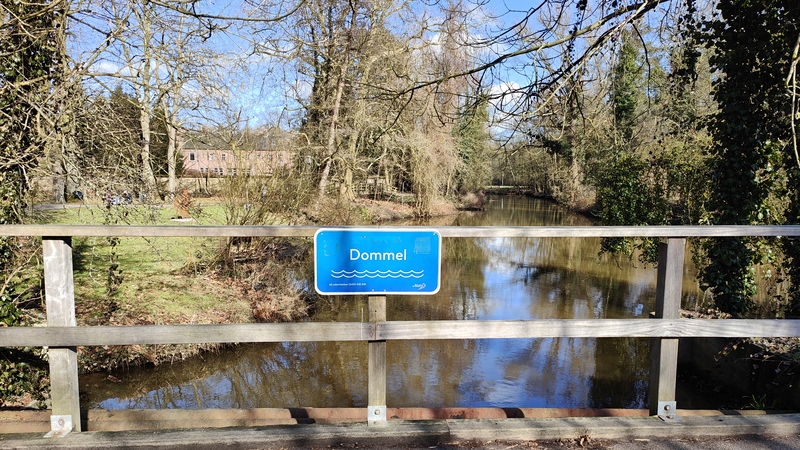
139 102 157 199
340 166 355 201
51 156 66 204
137 1 157 200
64 144 81 198
317 70 347 198
166 109 177 197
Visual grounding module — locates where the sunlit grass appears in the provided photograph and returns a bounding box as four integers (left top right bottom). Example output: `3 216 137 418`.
38 203 229 226
37 203 250 327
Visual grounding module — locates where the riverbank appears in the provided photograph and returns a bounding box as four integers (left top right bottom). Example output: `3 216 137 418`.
72 196 436 371
2 195 464 409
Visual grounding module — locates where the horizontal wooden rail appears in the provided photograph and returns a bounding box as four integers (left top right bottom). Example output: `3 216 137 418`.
3 319 800 348
3 224 800 238
375 319 800 340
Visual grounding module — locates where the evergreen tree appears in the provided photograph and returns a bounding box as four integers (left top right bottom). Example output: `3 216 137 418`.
596 28 668 262
700 0 800 317
454 94 491 194
0 0 61 318
0 0 62 404
611 30 642 145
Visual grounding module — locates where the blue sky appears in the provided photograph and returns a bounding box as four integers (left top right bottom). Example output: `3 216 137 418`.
69 0 670 132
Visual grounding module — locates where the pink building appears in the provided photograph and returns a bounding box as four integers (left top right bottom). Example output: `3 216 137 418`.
180 131 296 177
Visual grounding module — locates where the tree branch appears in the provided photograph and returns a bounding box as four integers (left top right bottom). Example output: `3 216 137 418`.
396 0 668 96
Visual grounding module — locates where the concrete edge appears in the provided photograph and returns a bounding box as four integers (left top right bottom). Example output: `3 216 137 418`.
0 421 448 449
1 414 800 449
446 413 800 442
7 407 783 434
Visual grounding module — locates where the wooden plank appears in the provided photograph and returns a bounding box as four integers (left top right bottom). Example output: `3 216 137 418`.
3 224 800 238
437 225 800 238
0 410 50 433
43 238 77 327
43 237 81 432
375 319 800 340
649 338 679 414
654 238 685 321
649 239 685 415
0 322 372 346
0 224 320 237
3 319 800 347
368 296 387 425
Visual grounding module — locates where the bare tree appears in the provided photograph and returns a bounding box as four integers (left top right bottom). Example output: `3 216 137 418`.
75 0 232 201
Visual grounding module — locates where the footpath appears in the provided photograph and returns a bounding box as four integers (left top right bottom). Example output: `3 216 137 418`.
2 413 800 449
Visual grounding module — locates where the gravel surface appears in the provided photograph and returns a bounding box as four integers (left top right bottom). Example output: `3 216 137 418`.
307 435 800 450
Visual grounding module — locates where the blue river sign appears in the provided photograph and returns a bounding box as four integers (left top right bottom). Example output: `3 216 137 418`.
314 228 441 295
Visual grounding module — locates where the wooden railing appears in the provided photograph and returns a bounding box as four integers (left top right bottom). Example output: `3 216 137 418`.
2 224 800 434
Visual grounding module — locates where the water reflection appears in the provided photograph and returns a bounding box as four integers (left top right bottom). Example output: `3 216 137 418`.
82 341 369 409
81 196 700 410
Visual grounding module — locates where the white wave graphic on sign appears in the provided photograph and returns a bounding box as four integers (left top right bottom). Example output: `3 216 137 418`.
331 270 424 279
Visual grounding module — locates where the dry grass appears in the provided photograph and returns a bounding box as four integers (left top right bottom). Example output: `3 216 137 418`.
251 293 308 323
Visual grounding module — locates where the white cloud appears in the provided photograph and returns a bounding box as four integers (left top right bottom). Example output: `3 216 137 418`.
90 61 134 77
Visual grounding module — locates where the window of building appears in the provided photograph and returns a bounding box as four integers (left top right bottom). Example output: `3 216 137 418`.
200 167 208 174
213 167 223 176
221 153 227 161
189 152 196 161
278 153 284 163
209 153 214 161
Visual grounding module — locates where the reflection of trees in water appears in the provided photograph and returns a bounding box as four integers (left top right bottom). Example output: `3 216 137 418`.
81 341 368 409
388 236 488 321
452 337 594 408
585 276 651 409
480 196 594 228
483 251 656 407
442 237 487 320
589 337 650 408
387 339 478 407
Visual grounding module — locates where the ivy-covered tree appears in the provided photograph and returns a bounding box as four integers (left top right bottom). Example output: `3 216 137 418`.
611 29 642 145
454 93 491 195
1 0 62 316
0 0 63 405
700 0 800 317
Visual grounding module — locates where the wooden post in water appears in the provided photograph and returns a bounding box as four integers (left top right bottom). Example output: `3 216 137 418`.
368 295 387 425
648 238 685 418
43 237 81 432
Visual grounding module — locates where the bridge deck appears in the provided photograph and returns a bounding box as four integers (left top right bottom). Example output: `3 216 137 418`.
1 412 799 449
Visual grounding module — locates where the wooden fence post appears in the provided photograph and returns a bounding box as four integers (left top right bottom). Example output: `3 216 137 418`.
43 237 81 433
648 237 685 418
368 295 387 425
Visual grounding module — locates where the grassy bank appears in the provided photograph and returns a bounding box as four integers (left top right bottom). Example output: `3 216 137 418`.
29 202 309 375
21 195 419 376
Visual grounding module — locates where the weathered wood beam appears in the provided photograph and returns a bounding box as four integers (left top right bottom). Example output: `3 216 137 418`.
368 296 387 425
2 224 800 238
43 237 81 432
649 238 684 416
375 319 800 340
3 319 799 347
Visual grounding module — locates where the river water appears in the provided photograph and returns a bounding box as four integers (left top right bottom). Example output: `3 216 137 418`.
80 196 707 410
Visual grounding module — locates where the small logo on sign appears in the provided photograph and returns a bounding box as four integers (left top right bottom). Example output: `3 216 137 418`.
412 283 426 290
